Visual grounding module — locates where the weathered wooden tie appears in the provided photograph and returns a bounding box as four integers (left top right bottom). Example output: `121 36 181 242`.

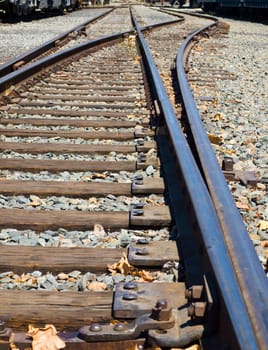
0 178 164 197
0 206 171 230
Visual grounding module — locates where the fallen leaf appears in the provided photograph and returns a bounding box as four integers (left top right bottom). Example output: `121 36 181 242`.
91 173 106 179
88 197 97 204
27 324 65 350
93 224 106 236
220 148 236 155
261 241 268 248
211 113 226 122
137 270 154 282
107 252 134 275
208 133 223 145
103 236 117 243
258 220 268 231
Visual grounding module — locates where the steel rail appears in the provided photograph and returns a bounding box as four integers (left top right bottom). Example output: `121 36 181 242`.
0 18 180 94
131 9 261 350
176 21 268 349
0 8 114 78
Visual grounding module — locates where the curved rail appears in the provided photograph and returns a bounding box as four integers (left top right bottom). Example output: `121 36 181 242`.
0 17 180 94
0 8 114 78
176 20 268 349
0 10 263 348
131 9 262 350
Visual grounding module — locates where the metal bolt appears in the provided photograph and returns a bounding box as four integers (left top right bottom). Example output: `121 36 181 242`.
132 209 144 216
135 248 149 256
133 203 145 209
137 238 149 245
138 154 146 162
113 323 127 332
123 293 138 301
151 299 171 321
89 324 102 332
155 299 168 309
134 180 144 185
123 282 138 290
0 320 5 333
134 174 143 180
222 157 234 171
137 139 144 146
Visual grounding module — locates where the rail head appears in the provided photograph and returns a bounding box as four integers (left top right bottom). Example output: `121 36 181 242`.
0 17 181 96
131 8 263 350
176 18 268 349
0 8 114 79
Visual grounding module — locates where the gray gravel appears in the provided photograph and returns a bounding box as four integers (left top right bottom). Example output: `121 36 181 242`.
0 5 177 67
186 14 268 270
0 8 109 65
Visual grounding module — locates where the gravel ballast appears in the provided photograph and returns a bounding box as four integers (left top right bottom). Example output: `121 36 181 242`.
186 13 268 271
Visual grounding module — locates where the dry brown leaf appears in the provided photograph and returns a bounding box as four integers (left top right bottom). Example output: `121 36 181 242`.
211 113 226 122
27 324 65 350
107 254 155 281
136 270 155 282
27 201 41 207
93 224 106 236
258 220 268 231
9 342 20 350
220 148 236 155
103 236 117 244
107 252 134 275
87 281 107 291
91 173 106 180
208 133 223 145
88 197 97 204
261 241 268 248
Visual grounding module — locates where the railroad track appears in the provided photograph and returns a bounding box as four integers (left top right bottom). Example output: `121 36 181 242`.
0 6 180 79
0 5 267 350
0 8 114 77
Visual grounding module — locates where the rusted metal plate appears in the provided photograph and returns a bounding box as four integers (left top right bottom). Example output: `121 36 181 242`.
0 159 136 172
128 241 178 266
11 333 145 350
0 246 126 273
0 180 131 197
0 208 129 231
113 282 185 318
132 177 164 194
130 205 171 227
0 142 135 155
148 308 204 348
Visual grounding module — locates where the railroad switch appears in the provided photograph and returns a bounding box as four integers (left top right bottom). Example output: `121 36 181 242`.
77 281 215 347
